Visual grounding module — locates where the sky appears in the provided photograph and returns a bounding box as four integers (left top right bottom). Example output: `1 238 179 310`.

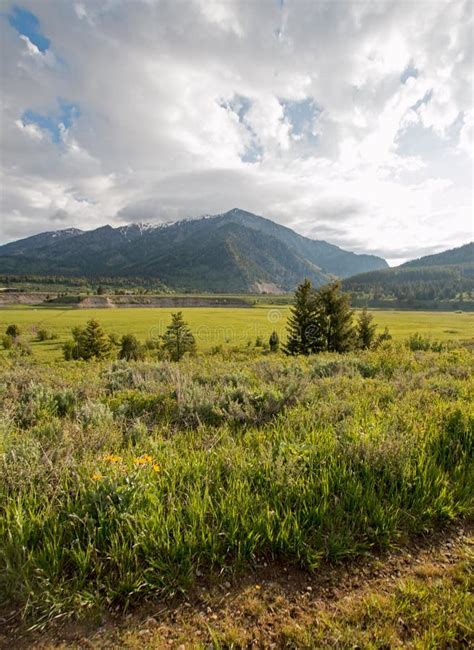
0 0 473 265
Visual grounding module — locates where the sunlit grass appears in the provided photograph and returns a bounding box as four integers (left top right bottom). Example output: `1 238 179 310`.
0 346 472 625
0 305 472 361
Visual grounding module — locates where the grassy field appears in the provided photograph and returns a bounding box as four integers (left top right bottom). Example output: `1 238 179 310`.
0 304 473 361
0 303 473 639
1 345 473 629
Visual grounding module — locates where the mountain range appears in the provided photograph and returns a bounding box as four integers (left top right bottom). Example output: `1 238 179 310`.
343 242 474 301
0 209 388 292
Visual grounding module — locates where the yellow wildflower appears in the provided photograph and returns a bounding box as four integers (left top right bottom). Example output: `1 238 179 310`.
91 473 102 481
152 463 160 472
135 454 153 465
103 453 122 463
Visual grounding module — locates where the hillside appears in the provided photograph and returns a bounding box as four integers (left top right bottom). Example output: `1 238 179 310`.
402 242 473 268
343 242 474 305
0 209 387 292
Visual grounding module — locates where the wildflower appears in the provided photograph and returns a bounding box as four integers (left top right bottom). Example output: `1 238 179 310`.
152 463 160 472
135 454 153 465
103 453 122 463
91 472 102 481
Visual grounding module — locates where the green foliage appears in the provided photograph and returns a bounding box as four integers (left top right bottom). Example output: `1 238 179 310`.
1 334 13 350
407 332 445 352
36 328 56 341
356 307 377 349
161 312 196 361
269 330 280 352
118 334 144 361
0 346 472 626
344 242 474 307
316 281 355 352
376 326 392 346
1 305 472 363
286 280 356 355
63 319 111 361
12 337 32 356
285 279 323 355
5 323 20 338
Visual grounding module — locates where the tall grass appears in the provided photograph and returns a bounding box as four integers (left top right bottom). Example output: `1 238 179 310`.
0 345 473 625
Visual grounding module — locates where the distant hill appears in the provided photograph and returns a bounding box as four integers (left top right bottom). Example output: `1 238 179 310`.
0 209 387 292
343 242 474 306
401 242 474 269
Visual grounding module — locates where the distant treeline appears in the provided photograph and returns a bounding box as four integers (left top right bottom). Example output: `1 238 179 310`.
0 274 169 293
343 264 474 305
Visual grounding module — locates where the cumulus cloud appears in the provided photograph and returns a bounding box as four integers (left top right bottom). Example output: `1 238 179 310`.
0 0 472 264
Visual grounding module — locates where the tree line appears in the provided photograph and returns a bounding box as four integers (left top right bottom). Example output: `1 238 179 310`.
63 312 196 362
3 281 389 362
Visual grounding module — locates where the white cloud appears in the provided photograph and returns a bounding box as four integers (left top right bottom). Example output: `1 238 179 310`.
0 0 472 263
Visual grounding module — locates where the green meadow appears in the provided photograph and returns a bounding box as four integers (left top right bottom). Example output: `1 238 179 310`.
0 302 473 636
0 304 473 361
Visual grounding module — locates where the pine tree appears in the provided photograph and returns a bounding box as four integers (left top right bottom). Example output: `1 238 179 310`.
161 312 196 361
356 307 377 349
285 279 324 355
64 319 111 361
315 281 355 352
118 334 144 361
79 319 111 360
269 330 280 352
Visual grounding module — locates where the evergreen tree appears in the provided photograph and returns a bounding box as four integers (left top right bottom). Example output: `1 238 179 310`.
269 330 280 352
285 279 323 355
118 334 144 361
79 319 111 360
356 307 377 349
64 319 111 360
315 281 355 352
161 312 196 361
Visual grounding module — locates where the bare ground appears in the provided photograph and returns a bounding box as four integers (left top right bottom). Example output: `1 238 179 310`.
1 521 472 649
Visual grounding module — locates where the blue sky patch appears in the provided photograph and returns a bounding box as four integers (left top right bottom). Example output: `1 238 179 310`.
8 6 50 52
281 97 320 142
22 99 79 143
400 63 419 84
221 94 252 122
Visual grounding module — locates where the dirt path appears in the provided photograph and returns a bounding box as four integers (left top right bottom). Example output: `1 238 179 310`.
2 522 473 649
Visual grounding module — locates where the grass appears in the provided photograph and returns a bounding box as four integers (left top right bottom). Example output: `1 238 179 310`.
278 540 474 649
0 305 473 361
0 344 473 628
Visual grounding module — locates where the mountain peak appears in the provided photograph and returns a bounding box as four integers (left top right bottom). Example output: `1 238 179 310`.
0 209 388 291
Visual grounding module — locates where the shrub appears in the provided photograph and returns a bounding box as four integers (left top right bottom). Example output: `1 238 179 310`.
5 324 20 338
118 334 144 361
407 333 431 351
63 340 78 360
12 338 32 356
36 328 56 341
269 331 280 352
1 334 13 350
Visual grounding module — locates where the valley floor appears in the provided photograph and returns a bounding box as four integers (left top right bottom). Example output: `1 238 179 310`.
3 522 472 649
